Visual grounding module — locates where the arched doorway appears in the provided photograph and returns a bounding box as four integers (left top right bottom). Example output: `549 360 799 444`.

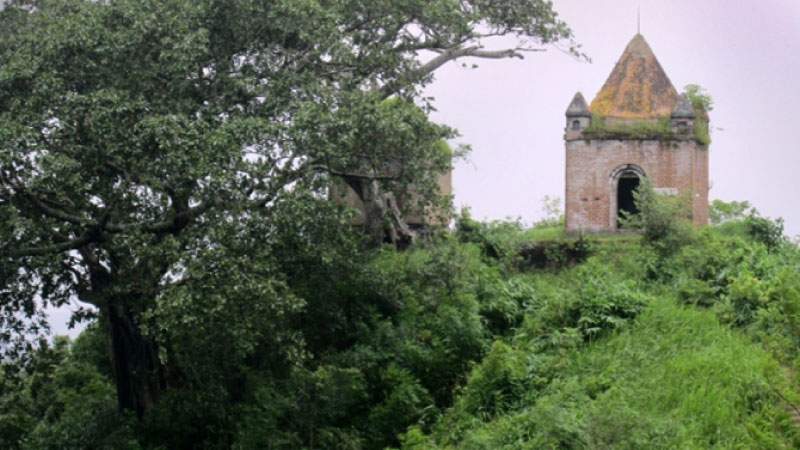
609 164 646 228
617 174 640 226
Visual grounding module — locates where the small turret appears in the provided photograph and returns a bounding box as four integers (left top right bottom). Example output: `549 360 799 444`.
565 92 591 138
670 93 695 134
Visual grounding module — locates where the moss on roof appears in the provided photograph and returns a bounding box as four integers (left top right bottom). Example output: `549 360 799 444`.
590 34 678 119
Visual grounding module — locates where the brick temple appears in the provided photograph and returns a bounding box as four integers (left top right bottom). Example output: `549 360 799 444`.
564 34 709 232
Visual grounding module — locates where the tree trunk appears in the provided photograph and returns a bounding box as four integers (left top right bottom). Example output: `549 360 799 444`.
382 190 416 250
104 297 166 418
344 177 415 249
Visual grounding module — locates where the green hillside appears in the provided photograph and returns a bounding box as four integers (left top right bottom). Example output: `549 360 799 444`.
3 207 800 449
403 221 800 449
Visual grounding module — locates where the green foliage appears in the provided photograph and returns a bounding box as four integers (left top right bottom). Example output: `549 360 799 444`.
371 241 489 408
709 199 754 225
4 216 800 449
0 336 138 450
398 222 800 449
455 207 525 262
475 273 538 336
524 262 649 344
6 0 799 449
366 364 434 449
456 341 528 417
685 83 715 112
746 214 786 250
695 118 711 145
584 113 672 137
685 84 713 145
0 0 578 420
621 178 694 274
455 208 590 270
536 195 564 229
750 267 800 364
414 296 799 449
231 365 369 450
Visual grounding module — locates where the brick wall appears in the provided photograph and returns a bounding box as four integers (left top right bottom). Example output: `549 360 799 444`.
565 138 708 232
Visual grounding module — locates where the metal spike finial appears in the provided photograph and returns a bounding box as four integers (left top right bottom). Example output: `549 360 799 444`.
637 6 640 34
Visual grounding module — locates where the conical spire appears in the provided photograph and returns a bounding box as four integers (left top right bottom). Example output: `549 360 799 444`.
590 34 678 118
566 92 591 117
671 93 695 118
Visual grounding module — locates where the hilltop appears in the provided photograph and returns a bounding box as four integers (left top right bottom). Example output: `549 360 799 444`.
3 201 800 448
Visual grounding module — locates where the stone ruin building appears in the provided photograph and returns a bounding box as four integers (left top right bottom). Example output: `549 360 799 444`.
564 33 709 232
331 171 452 229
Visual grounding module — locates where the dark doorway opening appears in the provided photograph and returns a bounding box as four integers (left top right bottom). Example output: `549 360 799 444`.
617 176 640 227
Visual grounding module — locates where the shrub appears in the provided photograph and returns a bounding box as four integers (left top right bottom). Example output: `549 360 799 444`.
232 366 368 449
0 337 138 450
476 273 537 336
456 341 527 417
726 271 769 326
621 178 693 256
709 199 753 225
746 215 785 251
367 364 434 449
454 208 523 262
677 278 720 307
518 236 592 270
525 264 650 345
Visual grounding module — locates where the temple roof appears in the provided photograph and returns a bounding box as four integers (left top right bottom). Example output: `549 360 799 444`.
565 92 591 117
590 34 678 118
671 94 695 118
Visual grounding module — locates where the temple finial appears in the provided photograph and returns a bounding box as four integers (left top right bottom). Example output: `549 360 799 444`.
637 6 640 34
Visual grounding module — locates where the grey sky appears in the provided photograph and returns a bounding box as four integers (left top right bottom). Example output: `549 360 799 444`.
425 0 800 237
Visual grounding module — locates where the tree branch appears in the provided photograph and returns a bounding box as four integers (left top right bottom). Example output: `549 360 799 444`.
21 189 87 225
380 45 540 98
319 165 405 182
5 233 94 257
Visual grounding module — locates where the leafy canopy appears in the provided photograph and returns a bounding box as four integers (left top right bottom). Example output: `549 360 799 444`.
0 0 580 416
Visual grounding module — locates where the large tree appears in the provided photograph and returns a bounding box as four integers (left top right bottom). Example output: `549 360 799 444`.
0 0 578 415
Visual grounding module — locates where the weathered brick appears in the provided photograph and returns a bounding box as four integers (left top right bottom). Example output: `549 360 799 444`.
564 34 709 232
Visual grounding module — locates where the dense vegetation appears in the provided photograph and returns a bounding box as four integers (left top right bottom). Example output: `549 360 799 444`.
1 1 796 448
0 0 579 419
2 194 800 448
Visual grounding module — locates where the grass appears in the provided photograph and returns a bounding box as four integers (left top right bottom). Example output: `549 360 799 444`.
409 297 797 449
583 113 672 138
582 112 711 145
520 226 566 242
566 298 794 448
519 226 635 243
401 219 800 449
403 230 800 449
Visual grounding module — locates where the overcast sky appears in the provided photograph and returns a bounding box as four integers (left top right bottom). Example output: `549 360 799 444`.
425 0 800 237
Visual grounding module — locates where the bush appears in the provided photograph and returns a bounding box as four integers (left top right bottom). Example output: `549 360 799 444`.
456 341 527 417
366 364 434 449
525 263 650 345
709 199 753 225
454 208 523 262
414 298 799 449
0 336 138 450
746 215 785 251
475 273 537 336
621 178 693 255
233 366 368 449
